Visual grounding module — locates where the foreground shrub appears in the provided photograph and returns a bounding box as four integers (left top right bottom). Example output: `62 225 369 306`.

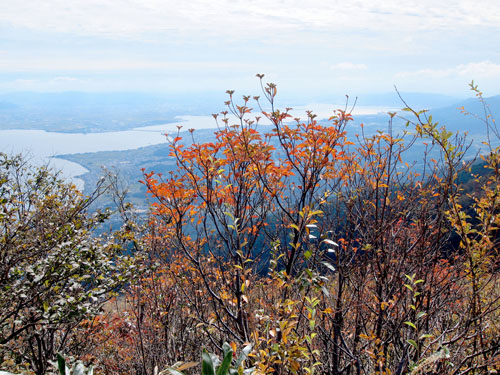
0 154 133 374
34 79 500 374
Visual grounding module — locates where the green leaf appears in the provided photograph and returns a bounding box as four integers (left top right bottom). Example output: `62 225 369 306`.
419 333 433 340
57 353 66 375
201 349 215 375
416 311 426 320
222 343 232 361
405 274 415 282
216 349 233 375
407 339 418 349
404 321 417 330
309 319 316 331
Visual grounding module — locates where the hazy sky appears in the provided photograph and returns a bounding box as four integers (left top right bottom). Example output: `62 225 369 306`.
1 0 500 96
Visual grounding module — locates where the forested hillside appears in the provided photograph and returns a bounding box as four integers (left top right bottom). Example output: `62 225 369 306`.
1 79 499 375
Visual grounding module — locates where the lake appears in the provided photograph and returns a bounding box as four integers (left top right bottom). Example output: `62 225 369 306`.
0 115 221 188
0 106 393 189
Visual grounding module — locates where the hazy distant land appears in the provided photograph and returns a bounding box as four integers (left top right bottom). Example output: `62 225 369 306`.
1 91 498 213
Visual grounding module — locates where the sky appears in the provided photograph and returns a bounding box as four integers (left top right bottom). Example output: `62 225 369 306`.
1 0 500 97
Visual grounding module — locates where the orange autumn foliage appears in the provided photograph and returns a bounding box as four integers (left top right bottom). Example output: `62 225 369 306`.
79 79 500 375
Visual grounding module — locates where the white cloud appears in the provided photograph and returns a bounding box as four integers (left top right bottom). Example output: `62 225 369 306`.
48 77 89 87
392 61 500 95
1 1 499 95
455 61 500 77
1 0 499 40
396 61 500 79
51 76 81 82
13 79 37 85
330 62 367 71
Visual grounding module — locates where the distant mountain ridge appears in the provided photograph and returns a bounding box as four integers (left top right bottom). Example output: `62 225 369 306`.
428 95 500 134
0 90 495 133
0 91 226 133
352 92 463 109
